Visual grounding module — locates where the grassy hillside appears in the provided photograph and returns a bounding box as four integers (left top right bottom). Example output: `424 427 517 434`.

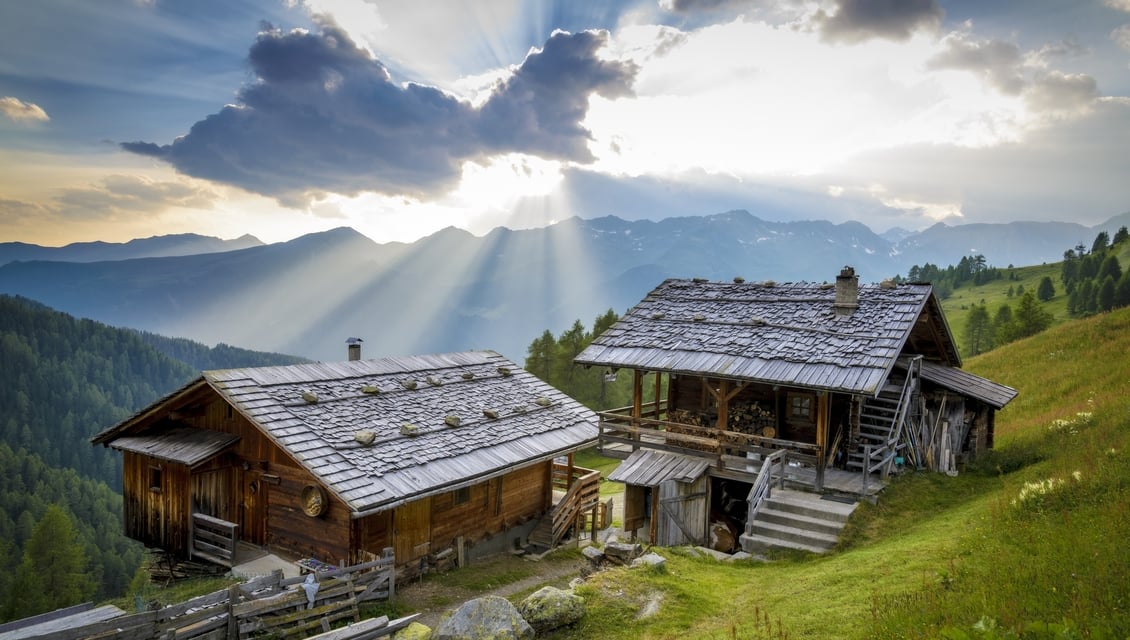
545 306 1130 639
940 240 1130 354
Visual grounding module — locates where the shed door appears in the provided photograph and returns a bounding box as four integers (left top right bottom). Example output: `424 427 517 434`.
624 484 647 532
394 498 432 565
657 476 709 546
239 469 267 545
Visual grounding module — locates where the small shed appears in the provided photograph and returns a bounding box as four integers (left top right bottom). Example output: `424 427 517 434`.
92 350 599 572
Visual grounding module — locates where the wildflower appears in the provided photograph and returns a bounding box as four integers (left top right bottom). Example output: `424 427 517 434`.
1072 470 1082 482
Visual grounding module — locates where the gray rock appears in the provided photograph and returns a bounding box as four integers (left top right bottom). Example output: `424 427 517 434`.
582 545 605 565
433 596 534 640
603 541 642 565
630 552 667 572
726 551 760 562
693 546 733 561
517 586 585 634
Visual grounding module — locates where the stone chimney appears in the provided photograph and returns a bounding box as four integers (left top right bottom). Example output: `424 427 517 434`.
346 337 363 361
833 266 859 316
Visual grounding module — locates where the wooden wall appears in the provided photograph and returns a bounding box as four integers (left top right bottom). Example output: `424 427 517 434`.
122 452 192 556
355 461 553 567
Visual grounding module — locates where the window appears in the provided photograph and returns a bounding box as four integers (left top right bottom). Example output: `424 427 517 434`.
149 465 163 492
453 486 471 505
788 393 814 423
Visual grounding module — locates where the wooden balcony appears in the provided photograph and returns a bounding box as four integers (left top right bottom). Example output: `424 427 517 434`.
596 403 884 496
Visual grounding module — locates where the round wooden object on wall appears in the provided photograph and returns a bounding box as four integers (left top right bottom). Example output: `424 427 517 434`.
301 485 327 517
761 426 777 439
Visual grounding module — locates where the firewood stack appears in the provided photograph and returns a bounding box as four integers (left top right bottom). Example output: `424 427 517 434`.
726 401 776 436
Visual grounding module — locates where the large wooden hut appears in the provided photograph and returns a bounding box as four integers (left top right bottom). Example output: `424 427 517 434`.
574 268 1017 551
92 350 600 573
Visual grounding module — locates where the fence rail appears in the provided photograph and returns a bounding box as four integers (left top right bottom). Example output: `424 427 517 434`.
20 553 398 640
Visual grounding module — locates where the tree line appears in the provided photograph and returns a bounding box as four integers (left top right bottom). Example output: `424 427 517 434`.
1061 227 1130 316
523 309 653 411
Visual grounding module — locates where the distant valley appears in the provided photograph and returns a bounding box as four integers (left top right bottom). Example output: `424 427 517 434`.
1 210 1127 362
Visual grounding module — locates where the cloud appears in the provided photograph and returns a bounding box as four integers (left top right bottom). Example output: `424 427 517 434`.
53 174 219 217
0 198 51 223
815 0 943 44
1105 0 1130 12
121 24 636 206
927 34 1026 94
0 96 50 123
1024 71 1099 115
1113 24 1130 52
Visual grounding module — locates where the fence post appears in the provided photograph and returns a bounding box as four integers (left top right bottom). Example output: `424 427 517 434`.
226 583 240 640
862 445 871 495
382 547 396 602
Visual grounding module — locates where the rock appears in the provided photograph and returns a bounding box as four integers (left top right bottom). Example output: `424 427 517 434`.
726 551 755 562
393 622 433 640
603 541 642 565
433 596 533 640
568 577 586 590
354 430 376 446
630 552 667 572
517 586 585 634
581 545 605 565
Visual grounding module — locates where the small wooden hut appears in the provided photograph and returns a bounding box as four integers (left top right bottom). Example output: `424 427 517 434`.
574 269 1017 550
92 350 599 573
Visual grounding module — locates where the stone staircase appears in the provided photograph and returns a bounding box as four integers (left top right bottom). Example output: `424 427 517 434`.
739 489 858 554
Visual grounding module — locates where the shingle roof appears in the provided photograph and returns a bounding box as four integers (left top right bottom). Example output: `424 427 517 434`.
575 278 950 395
916 360 1018 409
109 427 240 467
608 449 710 486
202 351 598 515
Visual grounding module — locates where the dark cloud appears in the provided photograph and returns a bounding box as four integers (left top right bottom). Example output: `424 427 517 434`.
816 0 943 44
478 30 638 162
121 25 637 205
927 34 1026 94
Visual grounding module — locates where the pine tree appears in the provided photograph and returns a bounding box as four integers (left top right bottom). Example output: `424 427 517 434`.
1098 276 1117 312
1012 291 1053 339
1037 276 1055 302
964 304 993 356
3 505 95 619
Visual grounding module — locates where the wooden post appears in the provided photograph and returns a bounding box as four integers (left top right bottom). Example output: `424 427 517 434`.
653 372 663 419
862 445 871 495
590 505 599 542
383 547 395 601
226 583 240 640
566 452 575 491
632 370 644 452
648 487 659 545
456 536 465 568
815 392 829 492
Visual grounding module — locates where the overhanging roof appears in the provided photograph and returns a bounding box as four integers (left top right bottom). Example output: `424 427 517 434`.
609 449 710 486
109 426 239 467
576 278 958 395
915 360 1019 409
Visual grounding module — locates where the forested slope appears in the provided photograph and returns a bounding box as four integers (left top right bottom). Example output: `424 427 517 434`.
0 295 308 621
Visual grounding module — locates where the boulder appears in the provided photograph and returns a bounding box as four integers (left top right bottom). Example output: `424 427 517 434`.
392 622 433 640
630 552 667 572
432 596 534 640
517 586 585 634
603 541 643 565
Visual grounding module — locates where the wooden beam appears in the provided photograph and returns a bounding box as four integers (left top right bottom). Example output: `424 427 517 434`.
815 393 830 492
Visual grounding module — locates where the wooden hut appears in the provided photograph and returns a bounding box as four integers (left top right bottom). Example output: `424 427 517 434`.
574 269 1017 551
92 350 600 573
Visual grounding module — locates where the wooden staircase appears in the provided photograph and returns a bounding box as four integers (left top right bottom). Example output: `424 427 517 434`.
739 489 858 554
846 382 904 472
527 463 601 552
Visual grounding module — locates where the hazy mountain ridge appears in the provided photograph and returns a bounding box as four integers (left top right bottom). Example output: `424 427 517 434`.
0 210 1127 362
0 232 264 266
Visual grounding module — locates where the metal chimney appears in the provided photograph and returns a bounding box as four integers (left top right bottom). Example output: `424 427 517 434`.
346 337 363 361
834 266 859 316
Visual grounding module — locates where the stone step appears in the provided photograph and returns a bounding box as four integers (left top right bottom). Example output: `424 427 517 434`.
762 490 857 523
754 506 847 536
739 531 834 555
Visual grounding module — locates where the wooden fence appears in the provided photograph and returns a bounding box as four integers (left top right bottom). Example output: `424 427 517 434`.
18 554 405 640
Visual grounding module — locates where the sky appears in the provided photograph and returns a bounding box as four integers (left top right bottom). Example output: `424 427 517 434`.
1 0 1129 247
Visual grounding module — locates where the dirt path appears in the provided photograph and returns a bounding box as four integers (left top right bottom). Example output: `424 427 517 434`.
393 552 591 628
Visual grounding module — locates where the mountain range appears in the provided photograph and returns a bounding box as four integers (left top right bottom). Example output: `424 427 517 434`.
1 210 1127 362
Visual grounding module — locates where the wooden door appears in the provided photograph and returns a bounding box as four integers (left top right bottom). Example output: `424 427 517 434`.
657 477 708 546
624 484 647 533
394 498 432 565
239 469 267 545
